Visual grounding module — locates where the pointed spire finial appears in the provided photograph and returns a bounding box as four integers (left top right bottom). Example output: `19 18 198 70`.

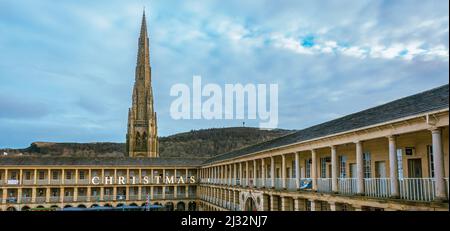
140 7 148 39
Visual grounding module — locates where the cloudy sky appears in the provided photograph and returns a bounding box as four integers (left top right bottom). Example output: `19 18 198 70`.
0 0 448 148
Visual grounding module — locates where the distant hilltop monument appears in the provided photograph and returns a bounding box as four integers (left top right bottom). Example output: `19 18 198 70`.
126 10 159 158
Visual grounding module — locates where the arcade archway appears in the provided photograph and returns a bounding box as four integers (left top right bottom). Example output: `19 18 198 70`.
244 197 257 211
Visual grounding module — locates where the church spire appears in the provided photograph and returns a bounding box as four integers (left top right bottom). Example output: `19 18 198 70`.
126 10 159 158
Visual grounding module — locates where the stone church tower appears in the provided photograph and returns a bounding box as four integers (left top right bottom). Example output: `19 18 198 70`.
126 11 159 158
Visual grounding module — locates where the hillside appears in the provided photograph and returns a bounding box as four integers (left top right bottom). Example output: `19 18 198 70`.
0 127 294 159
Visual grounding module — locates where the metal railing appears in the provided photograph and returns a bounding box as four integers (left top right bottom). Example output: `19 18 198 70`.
241 179 248 187
78 179 89 185
188 193 197 199
22 180 34 185
50 179 61 185
255 178 263 188
338 178 358 195
6 197 17 203
90 195 101 202
287 178 297 191
317 178 332 193
116 195 126 201
129 195 139 200
274 178 283 189
76 196 88 202
153 193 163 199
35 197 46 203
64 179 76 185
102 195 113 201
265 179 271 188
177 193 186 199
64 196 73 202
399 178 435 202
364 178 391 198
36 180 47 185
49 196 60 203
21 197 32 203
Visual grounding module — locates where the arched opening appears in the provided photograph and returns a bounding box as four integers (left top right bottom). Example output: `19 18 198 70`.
117 203 125 207
6 207 17 211
36 205 45 209
90 204 99 208
63 205 72 208
176 202 185 211
141 203 147 207
129 203 138 207
244 197 257 211
21 206 31 211
77 204 86 208
188 202 197 211
165 202 174 211
104 203 112 207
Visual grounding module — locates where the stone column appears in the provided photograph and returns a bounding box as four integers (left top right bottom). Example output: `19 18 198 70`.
46 187 50 203
245 161 249 187
174 185 177 199
311 149 318 191
295 152 300 189
74 187 78 202
261 194 270 211
331 145 338 193
162 186 166 200
309 199 316 211
355 141 364 195
17 188 22 204
47 169 51 185
388 135 399 198
233 163 237 185
431 128 446 200
150 186 154 200
281 197 292 211
75 169 79 185
329 202 337 211
282 154 286 189
86 187 91 202
19 169 23 185
253 160 257 187
270 195 278 211
59 187 64 203
294 198 305 211
34 169 37 185
100 187 104 201
239 162 243 185
2 188 7 204
271 156 275 188
185 168 189 183
262 158 266 188
31 187 36 203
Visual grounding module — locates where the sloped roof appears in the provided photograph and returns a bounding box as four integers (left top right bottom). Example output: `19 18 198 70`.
204 84 449 164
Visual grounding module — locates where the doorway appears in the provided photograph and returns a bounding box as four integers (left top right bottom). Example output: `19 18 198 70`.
407 159 422 178
375 161 387 178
